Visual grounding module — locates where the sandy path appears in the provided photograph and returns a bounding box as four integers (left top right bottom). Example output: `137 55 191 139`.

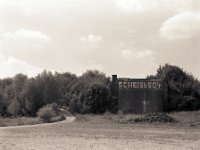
0 117 200 150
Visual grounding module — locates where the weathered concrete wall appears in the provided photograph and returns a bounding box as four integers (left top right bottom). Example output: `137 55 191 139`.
111 75 165 114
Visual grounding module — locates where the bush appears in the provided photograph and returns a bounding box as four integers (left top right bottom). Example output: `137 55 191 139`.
178 96 200 111
37 104 56 123
81 83 110 114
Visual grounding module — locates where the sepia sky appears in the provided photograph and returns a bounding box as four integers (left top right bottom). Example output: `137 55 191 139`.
0 0 200 79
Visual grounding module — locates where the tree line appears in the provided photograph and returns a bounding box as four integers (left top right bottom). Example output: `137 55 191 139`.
0 70 114 117
0 64 200 117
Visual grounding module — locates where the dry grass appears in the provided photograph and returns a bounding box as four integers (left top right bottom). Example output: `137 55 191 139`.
168 111 200 127
1 111 200 128
0 117 41 127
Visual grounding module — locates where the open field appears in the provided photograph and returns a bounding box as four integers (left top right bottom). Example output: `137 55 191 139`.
0 112 200 150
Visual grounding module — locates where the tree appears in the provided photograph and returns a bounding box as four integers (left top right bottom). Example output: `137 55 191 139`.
81 83 111 113
156 63 200 111
0 69 114 116
69 70 112 113
7 99 21 117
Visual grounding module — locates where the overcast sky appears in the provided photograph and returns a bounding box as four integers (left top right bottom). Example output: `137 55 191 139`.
0 0 199 79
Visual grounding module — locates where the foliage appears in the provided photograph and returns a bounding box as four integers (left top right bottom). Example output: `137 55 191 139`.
37 104 57 123
7 99 21 117
156 63 200 111
68 70 112 114
0 69 115 116
0 65 199 117
81 83 111 113
68 94 83 113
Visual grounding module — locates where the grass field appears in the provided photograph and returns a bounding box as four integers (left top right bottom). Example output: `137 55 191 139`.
0 117 41 127
0 111 200 150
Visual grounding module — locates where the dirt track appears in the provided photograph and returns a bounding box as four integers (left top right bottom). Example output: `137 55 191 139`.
0 116 200 150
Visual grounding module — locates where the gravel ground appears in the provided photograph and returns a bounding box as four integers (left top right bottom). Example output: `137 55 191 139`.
0 116 200 150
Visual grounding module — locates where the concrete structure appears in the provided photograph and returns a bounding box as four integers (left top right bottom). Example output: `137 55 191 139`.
111 75 166 114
